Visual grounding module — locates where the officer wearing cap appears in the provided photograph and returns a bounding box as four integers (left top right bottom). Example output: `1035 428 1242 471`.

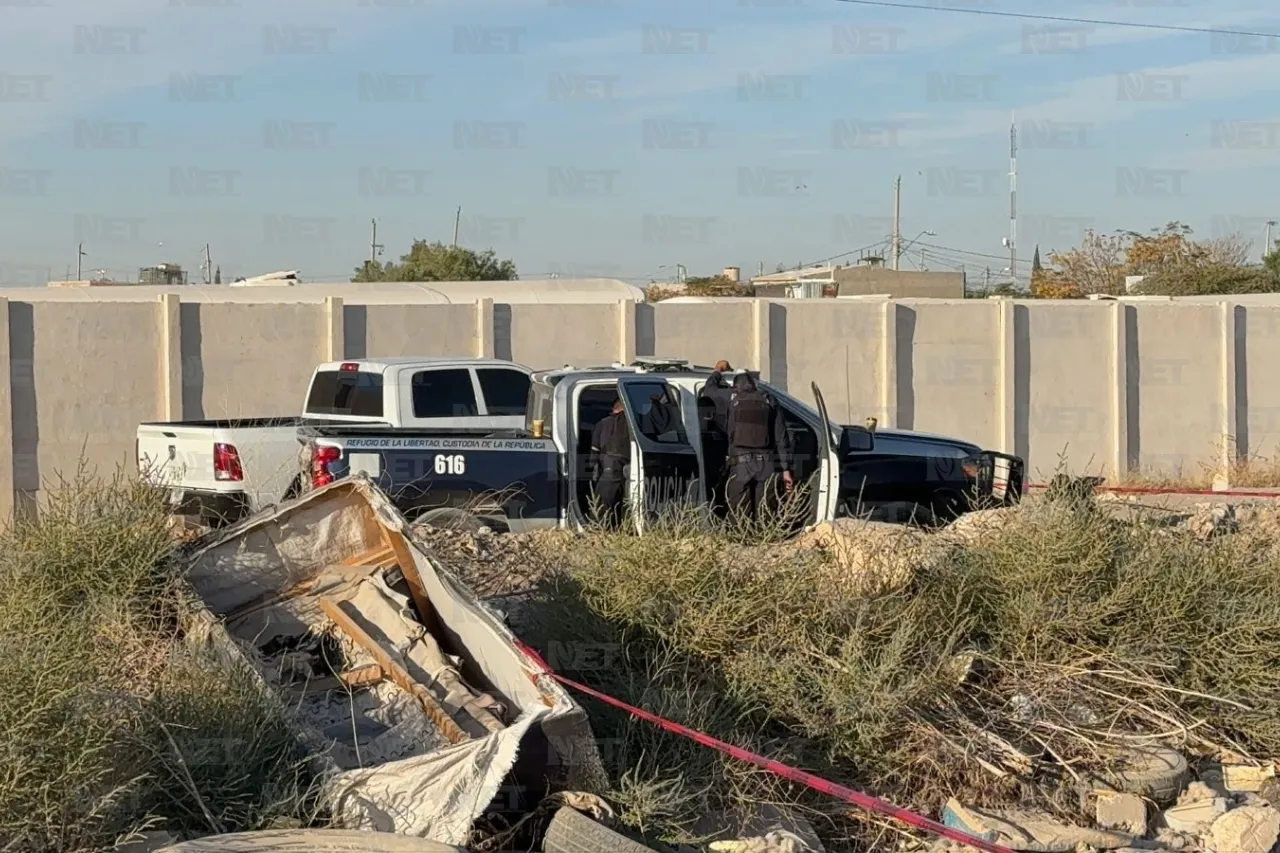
699 360 735 510
590 397 630 529
724 372 794 522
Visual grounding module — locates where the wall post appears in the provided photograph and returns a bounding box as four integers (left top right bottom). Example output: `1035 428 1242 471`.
158 293 182 420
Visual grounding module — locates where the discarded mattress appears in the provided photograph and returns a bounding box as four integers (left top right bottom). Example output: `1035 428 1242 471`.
177 476 607 847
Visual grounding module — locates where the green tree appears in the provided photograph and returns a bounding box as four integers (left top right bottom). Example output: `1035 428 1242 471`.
352 241 517 282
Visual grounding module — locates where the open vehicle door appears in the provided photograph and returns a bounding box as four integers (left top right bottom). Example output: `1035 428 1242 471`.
616 376 703 534
811 382 843 524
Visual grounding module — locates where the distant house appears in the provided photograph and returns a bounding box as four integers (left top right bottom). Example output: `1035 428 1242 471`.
750 263 965 299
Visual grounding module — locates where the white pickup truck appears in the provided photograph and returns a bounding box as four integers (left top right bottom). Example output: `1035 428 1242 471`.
136 357 533 526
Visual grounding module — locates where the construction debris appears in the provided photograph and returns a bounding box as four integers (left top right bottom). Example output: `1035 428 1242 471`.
176 479 607 847
941 799 1135 851
1204 805 1280 853
1095 792 1147 836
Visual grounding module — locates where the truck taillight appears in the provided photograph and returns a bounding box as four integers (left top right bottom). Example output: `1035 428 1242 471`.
311 444 341 488
213 443 244 482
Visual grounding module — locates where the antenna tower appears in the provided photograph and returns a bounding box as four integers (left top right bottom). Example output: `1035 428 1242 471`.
1008 113 1017 287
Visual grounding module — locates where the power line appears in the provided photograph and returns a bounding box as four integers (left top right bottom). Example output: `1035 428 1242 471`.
830 0 1280 39
915 241 1032 267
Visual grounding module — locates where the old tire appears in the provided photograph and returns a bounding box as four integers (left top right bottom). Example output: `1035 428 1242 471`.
542 806 658 853
413 507 486 533
1090 745 1188 805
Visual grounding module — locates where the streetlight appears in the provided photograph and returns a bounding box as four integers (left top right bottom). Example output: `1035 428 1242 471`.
895 230 936 270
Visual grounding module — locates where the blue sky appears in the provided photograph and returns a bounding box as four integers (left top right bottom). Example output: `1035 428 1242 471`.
0 0 1278 286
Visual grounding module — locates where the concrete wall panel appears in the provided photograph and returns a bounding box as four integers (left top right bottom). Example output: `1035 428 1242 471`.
1132 304 1222 479
505 304 616 369
1021 303 1114 480
781 301 883 424
903 301 1000 448
189 303 323 418
13 303 160 504
649 302 754 369
358 304 476 360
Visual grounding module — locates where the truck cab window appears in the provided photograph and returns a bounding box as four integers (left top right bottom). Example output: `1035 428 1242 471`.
411 369 478 418
306 371 384 418
621 381 688 445
476 368 531 416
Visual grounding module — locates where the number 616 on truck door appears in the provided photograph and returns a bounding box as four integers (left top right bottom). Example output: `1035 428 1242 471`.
434 454 466 475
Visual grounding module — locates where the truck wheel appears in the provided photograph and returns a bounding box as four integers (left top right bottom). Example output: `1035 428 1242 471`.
413 507 486 533
542 806 658 853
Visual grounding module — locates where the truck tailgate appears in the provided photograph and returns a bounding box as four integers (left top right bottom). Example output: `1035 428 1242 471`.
137 424 223 491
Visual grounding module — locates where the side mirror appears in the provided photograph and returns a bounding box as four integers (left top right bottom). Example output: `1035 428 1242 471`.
839 425 874 453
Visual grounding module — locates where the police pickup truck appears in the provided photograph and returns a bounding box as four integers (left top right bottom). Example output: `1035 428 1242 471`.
299 357 1024 533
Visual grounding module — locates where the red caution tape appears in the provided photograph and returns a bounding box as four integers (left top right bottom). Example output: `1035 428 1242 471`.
1025 482 1280 498
515 640 1016 853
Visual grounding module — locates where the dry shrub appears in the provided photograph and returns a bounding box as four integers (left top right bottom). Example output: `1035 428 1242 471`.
526 499 1280 850
0 463 316 853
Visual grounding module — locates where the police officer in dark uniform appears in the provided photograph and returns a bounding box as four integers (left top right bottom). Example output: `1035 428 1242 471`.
590 397 630 529
699 360 734 433
724 372 794 523
699 360 734 510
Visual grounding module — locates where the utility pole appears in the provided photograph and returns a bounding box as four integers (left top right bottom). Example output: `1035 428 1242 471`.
203 243 212 284
983 266 991 291
369 218 382 264
76 242 85 280
891 175 902 271
1008 113 1018 287
1266 220 1276 260
919 248 926 270
452 206 461 248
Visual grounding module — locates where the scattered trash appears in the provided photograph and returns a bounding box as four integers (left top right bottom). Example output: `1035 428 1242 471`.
155 829 468 851
709 831 814 853
1160 796 1229 835
1095 792 1147 836
941 799 1134 852
176 477 607 847
1223 763 1277 793
1204 805 1280 853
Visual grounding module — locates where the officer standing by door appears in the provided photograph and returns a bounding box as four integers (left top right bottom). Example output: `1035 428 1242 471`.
698 360 734 509
590 397 631 529
724 373 794 523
